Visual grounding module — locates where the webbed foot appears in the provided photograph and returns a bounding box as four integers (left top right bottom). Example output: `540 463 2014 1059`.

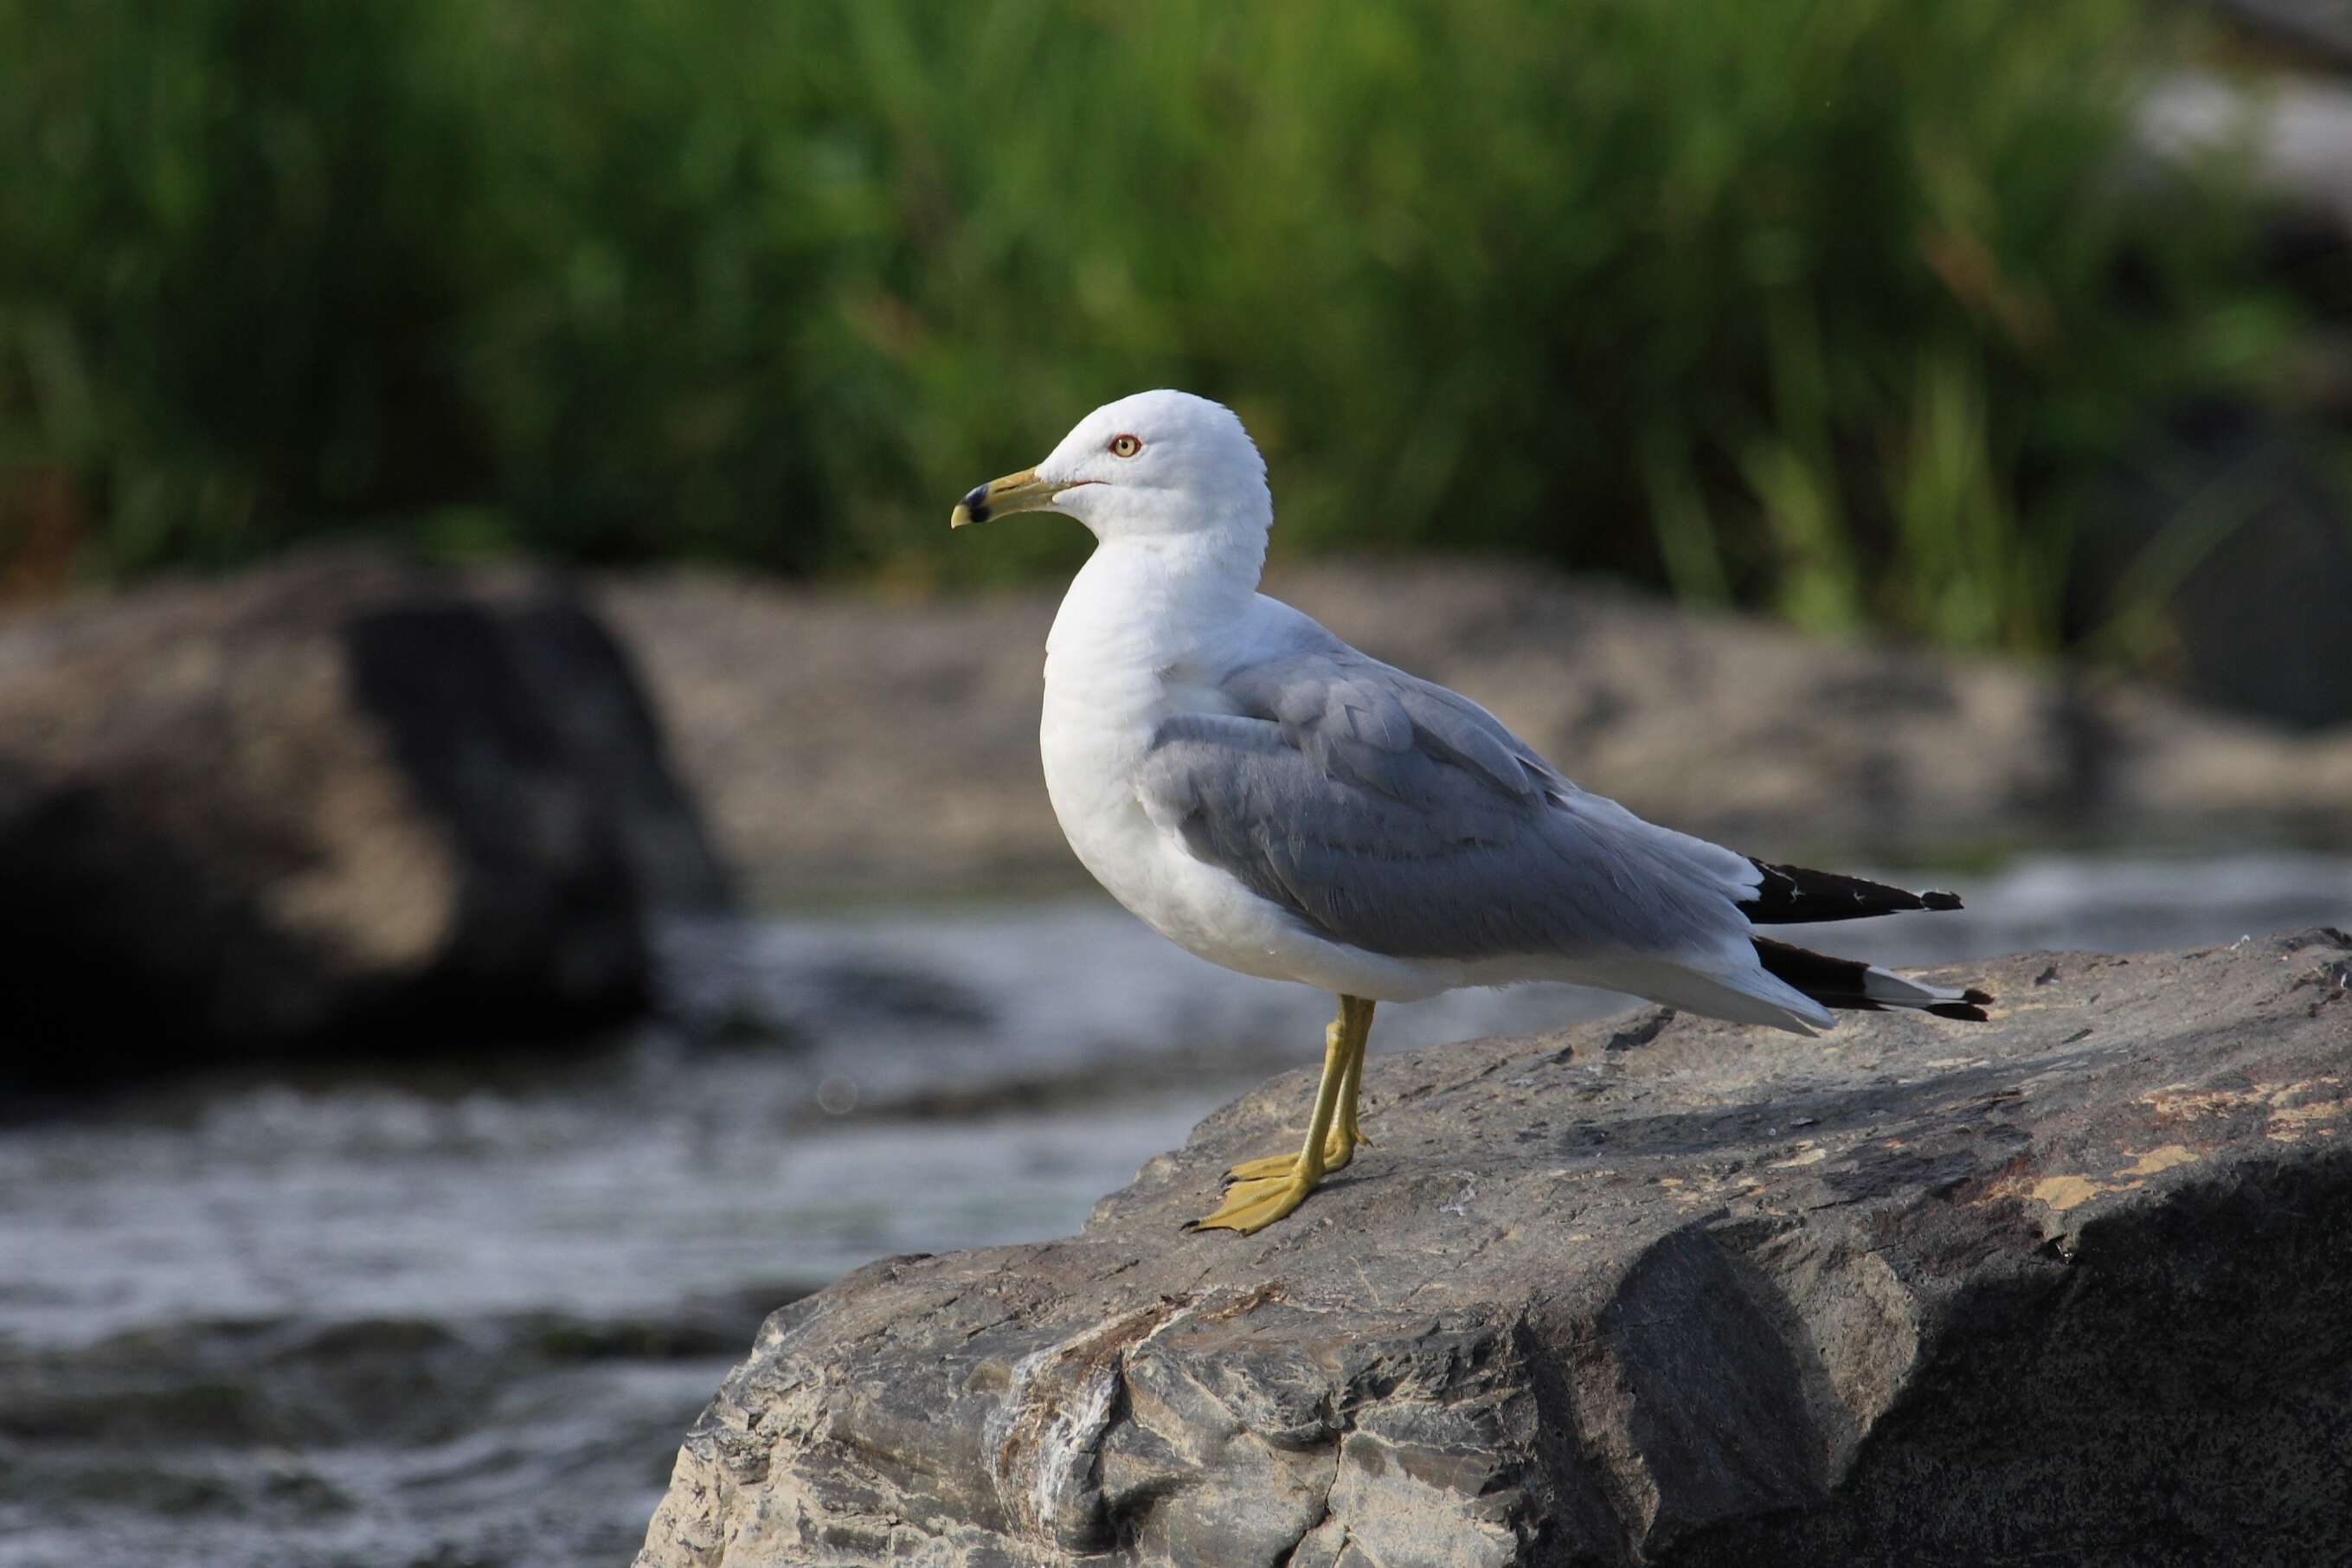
1184 1173 1321 1234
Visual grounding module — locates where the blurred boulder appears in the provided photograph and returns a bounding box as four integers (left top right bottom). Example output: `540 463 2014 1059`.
2124 68 2352 729
2126 70 2352 727
0 552 728 1083
2081 400 2352 729
599 561 2352 900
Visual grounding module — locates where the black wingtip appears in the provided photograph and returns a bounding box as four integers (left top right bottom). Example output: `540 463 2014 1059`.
1742 859 1970 925
1926 988 1995 1020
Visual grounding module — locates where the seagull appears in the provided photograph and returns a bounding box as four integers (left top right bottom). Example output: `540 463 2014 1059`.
953 389 1989 1235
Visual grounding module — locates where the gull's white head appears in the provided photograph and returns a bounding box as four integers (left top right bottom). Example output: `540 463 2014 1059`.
950 389 1270 544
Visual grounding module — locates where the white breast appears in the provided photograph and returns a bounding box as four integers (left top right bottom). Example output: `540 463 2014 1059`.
1040 554 1190 923
1037 548 1449 1003
1038 545 1300 978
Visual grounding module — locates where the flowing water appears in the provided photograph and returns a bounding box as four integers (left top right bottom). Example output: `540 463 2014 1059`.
3 852 2348 1567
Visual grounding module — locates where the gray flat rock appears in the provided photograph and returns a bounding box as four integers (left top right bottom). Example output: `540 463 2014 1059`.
639 929 2352 1567
597 562 2352 901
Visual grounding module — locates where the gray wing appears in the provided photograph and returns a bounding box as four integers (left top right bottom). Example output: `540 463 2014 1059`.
1135 640 1759 962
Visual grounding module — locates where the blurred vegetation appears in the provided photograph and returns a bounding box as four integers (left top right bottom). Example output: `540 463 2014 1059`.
0 0 2329 650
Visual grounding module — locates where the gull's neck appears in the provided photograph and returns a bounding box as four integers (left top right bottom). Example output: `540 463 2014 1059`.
1046 529 1266 675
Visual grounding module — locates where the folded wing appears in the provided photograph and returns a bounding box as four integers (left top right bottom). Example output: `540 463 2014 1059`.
1135 642 1764 966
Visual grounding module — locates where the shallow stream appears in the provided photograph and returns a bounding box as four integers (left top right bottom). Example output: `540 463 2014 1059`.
3 851 2347 1567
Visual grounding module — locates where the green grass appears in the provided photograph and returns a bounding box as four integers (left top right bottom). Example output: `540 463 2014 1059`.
0 0 2320 654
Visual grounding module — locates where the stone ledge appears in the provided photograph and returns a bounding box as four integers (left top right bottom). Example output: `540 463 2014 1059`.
639 928 2352 1567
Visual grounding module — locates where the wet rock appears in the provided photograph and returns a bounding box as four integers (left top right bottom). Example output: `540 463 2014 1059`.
599 563 2352 897
0 552 727 1083
639 929 2352 1567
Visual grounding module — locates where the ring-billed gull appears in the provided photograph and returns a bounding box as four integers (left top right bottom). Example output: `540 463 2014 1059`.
953 389 1989 1234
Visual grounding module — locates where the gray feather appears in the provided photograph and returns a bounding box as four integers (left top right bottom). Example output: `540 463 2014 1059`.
1138 637 1758 963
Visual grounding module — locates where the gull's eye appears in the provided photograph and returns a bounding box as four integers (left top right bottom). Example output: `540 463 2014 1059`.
1109 434 1142 459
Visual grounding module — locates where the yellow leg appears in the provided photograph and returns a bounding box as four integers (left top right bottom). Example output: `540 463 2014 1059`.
1189 996 1375 1234
1334 1005 1369 1150
1223 996 1375 1182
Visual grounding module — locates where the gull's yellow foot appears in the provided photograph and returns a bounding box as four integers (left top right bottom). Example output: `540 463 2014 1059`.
1184 1173 1321 1235
1187 993 1375 1237
1224 1131 1363 1185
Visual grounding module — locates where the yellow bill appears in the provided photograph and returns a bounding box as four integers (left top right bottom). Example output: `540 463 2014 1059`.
949 467 1062 529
